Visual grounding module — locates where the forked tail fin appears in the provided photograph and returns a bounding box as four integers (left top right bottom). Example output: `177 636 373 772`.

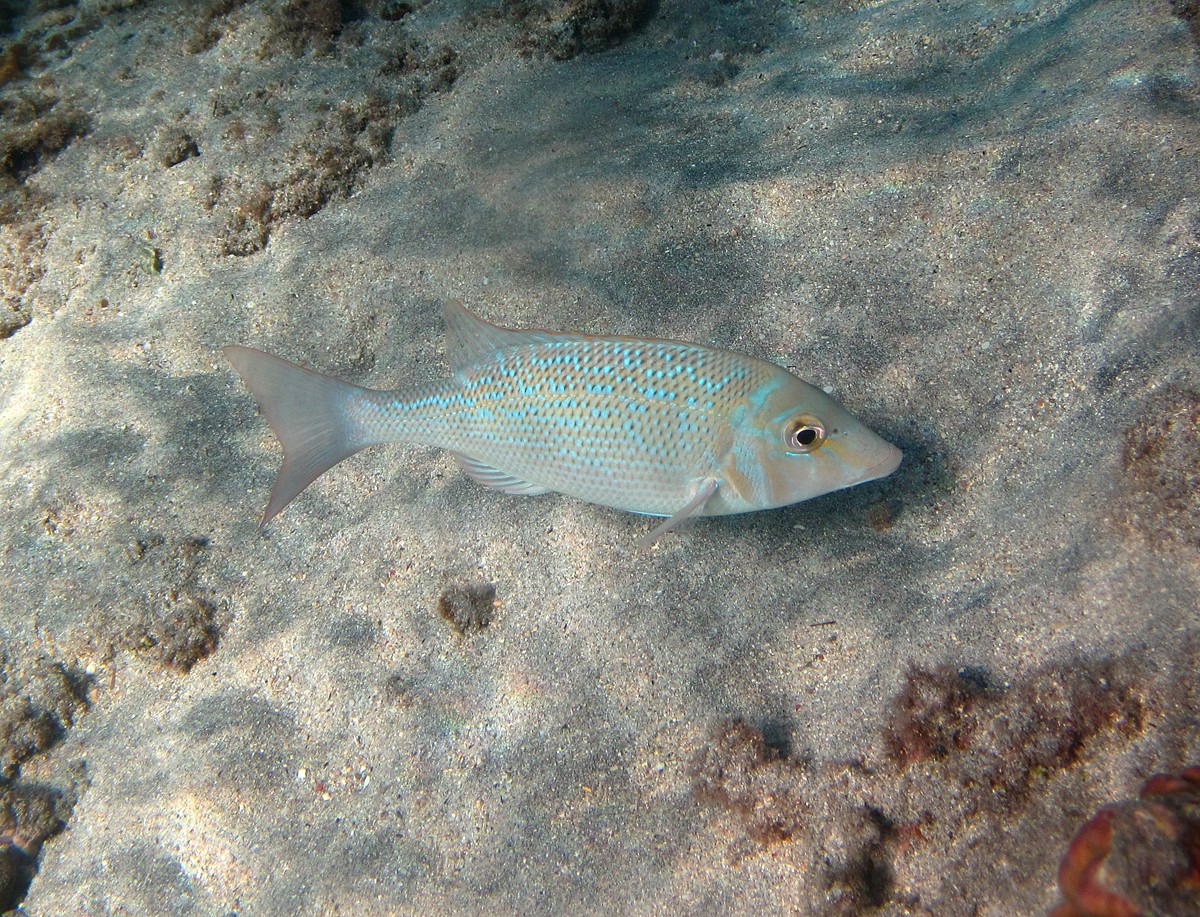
224 345 377 526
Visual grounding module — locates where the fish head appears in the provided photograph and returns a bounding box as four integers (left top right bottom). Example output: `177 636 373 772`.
722 371 903 511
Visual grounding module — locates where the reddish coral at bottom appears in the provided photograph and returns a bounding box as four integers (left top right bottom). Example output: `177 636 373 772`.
1052 766 1200 917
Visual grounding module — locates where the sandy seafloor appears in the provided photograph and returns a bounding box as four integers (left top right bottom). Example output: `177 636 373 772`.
0 0 1198 914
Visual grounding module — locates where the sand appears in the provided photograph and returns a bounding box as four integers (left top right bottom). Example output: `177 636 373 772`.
0 0 1197 914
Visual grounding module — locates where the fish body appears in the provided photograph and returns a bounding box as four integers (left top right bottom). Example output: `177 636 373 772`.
225 301 901 543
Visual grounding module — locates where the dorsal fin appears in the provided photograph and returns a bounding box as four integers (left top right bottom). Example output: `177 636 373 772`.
443 299 572 374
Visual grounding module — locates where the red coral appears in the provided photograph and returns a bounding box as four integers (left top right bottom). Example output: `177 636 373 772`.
1052 766 1200 917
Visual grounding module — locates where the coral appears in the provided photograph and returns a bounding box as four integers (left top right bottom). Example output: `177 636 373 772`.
379 39 460 92
378 1 415 21
437 581 497 635
209 15 461 257
1052 766 1200 917
223 183 274 256
271 142 373 220
0 700 56 781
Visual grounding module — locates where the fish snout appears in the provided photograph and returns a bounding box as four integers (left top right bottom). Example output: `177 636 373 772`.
856 443 903 485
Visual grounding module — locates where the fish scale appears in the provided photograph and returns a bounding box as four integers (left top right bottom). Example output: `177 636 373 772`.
359 339 768 516
224 300 902 543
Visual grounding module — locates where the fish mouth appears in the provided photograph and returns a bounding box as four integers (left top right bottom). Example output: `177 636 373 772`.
853 445 903 485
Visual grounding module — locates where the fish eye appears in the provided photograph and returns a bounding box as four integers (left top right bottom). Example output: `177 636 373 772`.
784 415 826 454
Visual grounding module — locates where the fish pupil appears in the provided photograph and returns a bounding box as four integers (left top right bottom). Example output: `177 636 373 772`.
796 427 817 446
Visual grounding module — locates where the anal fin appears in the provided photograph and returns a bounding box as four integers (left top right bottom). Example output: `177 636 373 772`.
454 453 552 496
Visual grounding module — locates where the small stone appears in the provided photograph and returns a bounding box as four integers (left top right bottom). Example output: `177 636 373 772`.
156 128 199 168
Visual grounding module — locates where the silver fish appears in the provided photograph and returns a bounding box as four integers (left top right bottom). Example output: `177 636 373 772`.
225 300 902 545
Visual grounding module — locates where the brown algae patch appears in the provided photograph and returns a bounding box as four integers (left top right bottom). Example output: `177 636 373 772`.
437 580 497 636
690 651 1163 913
124 536 226 674
1121 386 1200 549
0 653 90 910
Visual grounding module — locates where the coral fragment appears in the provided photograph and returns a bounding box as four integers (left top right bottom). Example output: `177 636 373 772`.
1052 766 1200 917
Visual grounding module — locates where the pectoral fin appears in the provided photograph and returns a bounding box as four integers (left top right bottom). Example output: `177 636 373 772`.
636 477 720 552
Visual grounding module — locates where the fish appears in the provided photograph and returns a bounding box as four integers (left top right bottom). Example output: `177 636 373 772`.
224 300 902 546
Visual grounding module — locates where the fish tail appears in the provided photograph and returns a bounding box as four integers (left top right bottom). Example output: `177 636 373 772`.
224 345 378 526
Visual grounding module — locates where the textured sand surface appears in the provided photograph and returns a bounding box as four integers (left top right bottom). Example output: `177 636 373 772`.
1 1 1198 914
